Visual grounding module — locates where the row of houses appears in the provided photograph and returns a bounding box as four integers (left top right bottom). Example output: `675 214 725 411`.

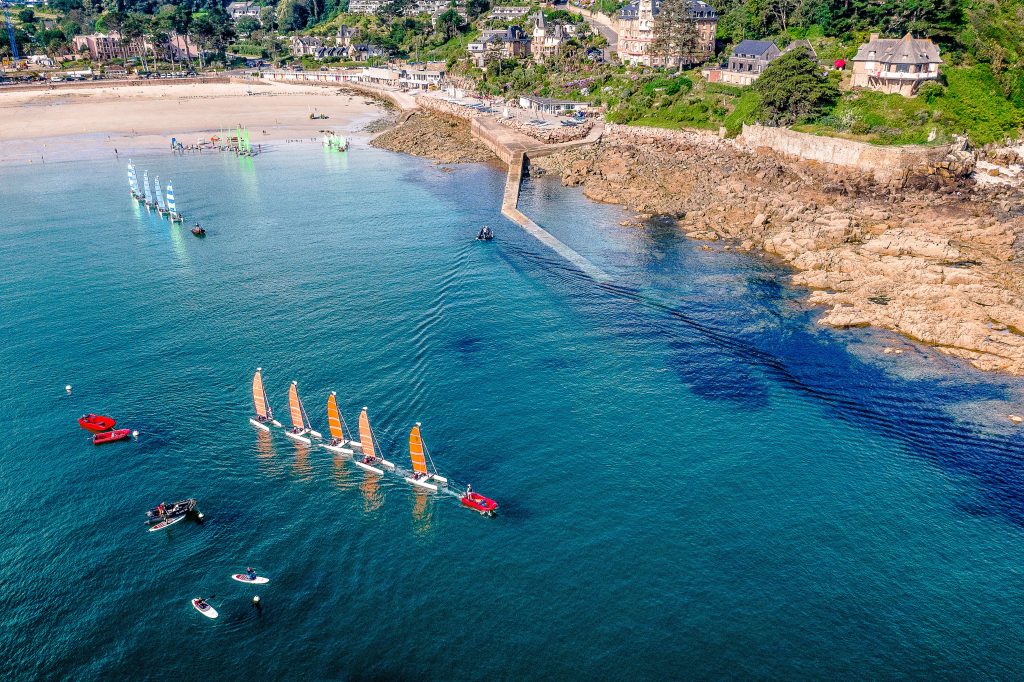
72 32 199 62
706 32 941 97
261 62 446 90
467 11 582 67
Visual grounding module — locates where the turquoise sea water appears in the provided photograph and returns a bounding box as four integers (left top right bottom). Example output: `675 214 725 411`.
1 142 1023 680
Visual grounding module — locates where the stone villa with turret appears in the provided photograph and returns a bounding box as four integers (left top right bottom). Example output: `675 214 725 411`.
617 0 717 68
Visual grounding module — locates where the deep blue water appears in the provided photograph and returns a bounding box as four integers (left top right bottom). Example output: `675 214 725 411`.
1 141 1023 680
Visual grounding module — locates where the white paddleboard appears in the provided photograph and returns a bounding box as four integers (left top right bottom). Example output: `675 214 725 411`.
149 514 186 532
192 599 218 619
232 574 270 584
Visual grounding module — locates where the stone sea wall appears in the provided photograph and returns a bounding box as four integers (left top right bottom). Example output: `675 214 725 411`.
737 124 956 183
528 130 1024 375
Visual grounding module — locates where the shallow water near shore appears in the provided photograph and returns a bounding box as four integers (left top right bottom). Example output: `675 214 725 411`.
1 142 1023 680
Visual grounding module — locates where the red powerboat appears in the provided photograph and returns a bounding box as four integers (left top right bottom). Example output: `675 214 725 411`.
461 492 498 516
92 429 131 445
79 414 116 432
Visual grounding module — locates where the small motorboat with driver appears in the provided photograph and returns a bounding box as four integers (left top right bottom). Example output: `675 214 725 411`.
460 490 498 516
146 498 201 531
79 414 116 432
476 226 494 241
92 428 131 445
191 224 206 237
146 498 197 522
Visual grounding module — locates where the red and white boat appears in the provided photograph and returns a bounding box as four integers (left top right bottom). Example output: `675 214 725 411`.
249 368 282 431
461 491 498 516
92 428 131 445
78 414 116 432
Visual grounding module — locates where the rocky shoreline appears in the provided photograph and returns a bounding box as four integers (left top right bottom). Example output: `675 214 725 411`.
372 108 1024 376
370 111 496 164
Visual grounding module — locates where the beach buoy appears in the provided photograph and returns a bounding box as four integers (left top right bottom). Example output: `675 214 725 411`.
1009 414 1023 424
132 430 139 439
65 385 72 395
197 512 205 520
253 595 260 605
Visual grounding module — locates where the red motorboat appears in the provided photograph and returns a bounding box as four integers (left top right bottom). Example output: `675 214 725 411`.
92 428 131 445
461 492 498 516
79 414 116 432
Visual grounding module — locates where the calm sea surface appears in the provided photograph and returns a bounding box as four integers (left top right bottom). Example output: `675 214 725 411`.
1 141 1023 680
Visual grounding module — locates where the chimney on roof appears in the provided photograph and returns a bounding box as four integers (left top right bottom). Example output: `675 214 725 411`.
869 33 879 42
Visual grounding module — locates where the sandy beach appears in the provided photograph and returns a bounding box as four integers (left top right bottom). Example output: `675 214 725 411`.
0 80 384 163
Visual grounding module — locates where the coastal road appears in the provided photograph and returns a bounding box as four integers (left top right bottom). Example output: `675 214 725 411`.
565 4 619 55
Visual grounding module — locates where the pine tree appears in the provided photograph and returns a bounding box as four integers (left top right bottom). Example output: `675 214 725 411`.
650 0 698 71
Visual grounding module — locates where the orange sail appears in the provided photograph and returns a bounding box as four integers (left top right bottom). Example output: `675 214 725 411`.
288 381 304 431
327 392 344 441
359 408 375 459
409 423 428 475
253 368 270 419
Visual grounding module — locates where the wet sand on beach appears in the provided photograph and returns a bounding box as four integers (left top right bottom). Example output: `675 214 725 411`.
0 80 382 163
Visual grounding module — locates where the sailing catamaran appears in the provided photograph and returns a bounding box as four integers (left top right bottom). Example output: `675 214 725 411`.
405 423 448 491
354 407 395 475
127 161 141 200
143 171 158 210
155 175 168 216
166 182 183 222
323 391 360 455
250 368 281 431
286 381 321 444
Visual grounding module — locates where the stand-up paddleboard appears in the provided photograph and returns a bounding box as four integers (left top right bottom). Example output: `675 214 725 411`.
149 514 187 532
232 574 270 584
192 599 218 619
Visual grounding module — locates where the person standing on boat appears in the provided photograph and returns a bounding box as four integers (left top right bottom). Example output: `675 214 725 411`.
466 484 472 496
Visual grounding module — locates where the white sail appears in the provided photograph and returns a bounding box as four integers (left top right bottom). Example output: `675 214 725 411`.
127 161 138 195
166 182 177 213
155 175 166 211
147 174 156 206
142 170 150 203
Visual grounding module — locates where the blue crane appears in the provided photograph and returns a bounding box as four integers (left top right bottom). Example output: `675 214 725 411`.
3 0 18 62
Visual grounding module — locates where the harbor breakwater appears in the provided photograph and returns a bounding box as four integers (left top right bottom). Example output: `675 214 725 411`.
362 83 1024 376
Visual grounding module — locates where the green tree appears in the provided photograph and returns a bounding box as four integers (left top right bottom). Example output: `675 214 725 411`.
277 0 310 31
17 8 36 23
236 15 261 37
435 8 462 42
753 46 839 124
650 0 699 70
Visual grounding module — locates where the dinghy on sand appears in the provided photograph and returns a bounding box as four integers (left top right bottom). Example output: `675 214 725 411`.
249 368 282 430
353 407 395 475
404 423 448 491
322 391 360 455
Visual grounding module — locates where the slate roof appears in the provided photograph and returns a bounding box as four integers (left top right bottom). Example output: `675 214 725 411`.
618 0 717 21
732 40 776 57
852 33 942 65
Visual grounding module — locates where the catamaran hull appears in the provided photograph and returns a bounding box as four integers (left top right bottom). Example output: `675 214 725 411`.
406 477 438 491
285 430 312 445
323 443 354 455
249 418 271 431
355 460 384 475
